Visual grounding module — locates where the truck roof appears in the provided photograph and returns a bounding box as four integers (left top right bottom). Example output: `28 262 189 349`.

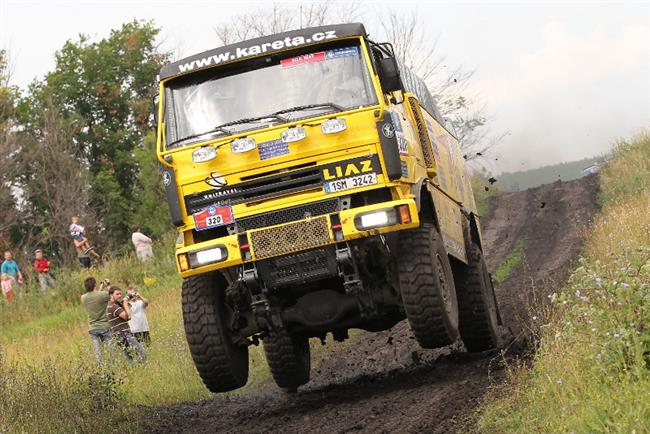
159 23 367 81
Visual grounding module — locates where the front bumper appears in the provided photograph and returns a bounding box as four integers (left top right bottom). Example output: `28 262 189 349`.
175 199 419 278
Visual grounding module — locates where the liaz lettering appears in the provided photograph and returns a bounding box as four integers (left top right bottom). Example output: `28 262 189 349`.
323 159 374 181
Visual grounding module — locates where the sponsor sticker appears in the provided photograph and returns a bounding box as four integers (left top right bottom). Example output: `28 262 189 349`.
162 171 172 186
401 160 409 178
281 52 326 68
258 139 290 160
281 46 359 68
325 46 358 59
381 123 395 139
390 111 408 156
193 205 234 231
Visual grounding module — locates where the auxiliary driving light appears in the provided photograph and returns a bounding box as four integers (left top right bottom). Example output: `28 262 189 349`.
192 146 217 163
281 127 307 143
231 137 256 154
355 208 398 230
321 118 347 134
360 211 389 228
189 246 228 268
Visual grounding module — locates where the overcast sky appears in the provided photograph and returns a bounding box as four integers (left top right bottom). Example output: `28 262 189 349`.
1 0 648 173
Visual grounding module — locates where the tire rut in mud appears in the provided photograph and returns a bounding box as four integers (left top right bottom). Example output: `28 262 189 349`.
147 175 600 434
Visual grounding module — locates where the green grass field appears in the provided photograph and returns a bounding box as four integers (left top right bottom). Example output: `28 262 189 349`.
478 131 650 433
0 236 276 433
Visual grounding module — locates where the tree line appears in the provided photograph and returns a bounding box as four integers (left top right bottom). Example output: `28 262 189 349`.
0 20 170 265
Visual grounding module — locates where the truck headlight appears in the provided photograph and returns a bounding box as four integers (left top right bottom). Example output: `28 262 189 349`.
321 118 347 134
192 146 217 163
188 246 228 268
355 209 397 230
354 206 411 230
231 137 256 153
281 127 306 143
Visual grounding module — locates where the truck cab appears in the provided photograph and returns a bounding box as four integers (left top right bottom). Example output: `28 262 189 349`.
155 23 500 393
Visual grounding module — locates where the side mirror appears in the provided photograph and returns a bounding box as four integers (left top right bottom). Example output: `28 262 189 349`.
378 57 403 94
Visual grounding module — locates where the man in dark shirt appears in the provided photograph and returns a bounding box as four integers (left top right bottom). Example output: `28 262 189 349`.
106 286 146 363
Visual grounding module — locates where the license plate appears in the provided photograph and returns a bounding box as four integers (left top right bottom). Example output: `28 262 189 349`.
193 205 234 231
324 173 377 193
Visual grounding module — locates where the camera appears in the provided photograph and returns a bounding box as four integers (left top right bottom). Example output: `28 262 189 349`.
124 291 137 301
99 278 111 290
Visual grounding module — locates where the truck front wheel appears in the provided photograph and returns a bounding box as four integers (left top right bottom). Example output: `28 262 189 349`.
263 331 311 392
182 272 249 392
397 223 460 348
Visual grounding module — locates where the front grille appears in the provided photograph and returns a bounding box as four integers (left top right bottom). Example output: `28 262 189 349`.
185 164 322 214
250 216 330 260
237 199 339 232
257 247 337 288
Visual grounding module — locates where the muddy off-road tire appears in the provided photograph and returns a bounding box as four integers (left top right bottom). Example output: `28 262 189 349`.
454 243 500 352
263 331 310 392
182 272 249 393
397 223 459 348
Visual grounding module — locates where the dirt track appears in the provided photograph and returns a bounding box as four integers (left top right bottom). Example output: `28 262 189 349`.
149 176 600 434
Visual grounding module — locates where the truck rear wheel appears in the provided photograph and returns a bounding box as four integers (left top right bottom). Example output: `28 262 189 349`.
397 223 459 348
455 243 500 351
182 272 249 392
263 331 310 392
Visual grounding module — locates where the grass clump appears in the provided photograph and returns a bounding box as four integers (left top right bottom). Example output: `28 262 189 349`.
478 131 650 432
493 237 527 284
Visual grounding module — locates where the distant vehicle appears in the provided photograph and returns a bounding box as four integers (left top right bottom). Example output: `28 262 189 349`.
580 163 603 177
154 23 502 393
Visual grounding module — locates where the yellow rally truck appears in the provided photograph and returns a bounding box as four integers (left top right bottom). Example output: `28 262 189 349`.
155 23 501 393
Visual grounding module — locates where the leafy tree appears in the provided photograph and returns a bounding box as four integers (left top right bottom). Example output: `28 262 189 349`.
0 49 22 250
33 20 169 250
132 131 171 240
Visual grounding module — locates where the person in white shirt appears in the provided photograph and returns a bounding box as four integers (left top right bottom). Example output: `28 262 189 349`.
126 286 151 345
131 226 154 261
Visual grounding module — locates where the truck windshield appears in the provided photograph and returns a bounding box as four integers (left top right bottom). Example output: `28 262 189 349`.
164 43 377 148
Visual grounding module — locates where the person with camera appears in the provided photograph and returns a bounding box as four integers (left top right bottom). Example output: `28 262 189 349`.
106 285 146 363
81 277 111 363
126 285 151 345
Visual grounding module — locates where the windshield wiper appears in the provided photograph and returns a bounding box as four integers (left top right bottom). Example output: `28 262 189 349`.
272 103 345 117
214 113 288 130
167 126 232 149
167 114 289 149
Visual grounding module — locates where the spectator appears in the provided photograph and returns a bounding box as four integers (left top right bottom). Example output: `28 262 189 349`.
131 226 154 261
127 285 151 345
106 286 146 363
76 245 92 269
1 251 23 287
81 277 112 363
33 249 55 292
1 273 15 302
69 216 100 261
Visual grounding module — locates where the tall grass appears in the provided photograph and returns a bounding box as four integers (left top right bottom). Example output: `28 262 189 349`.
0 233 275 432
478 131 650 432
